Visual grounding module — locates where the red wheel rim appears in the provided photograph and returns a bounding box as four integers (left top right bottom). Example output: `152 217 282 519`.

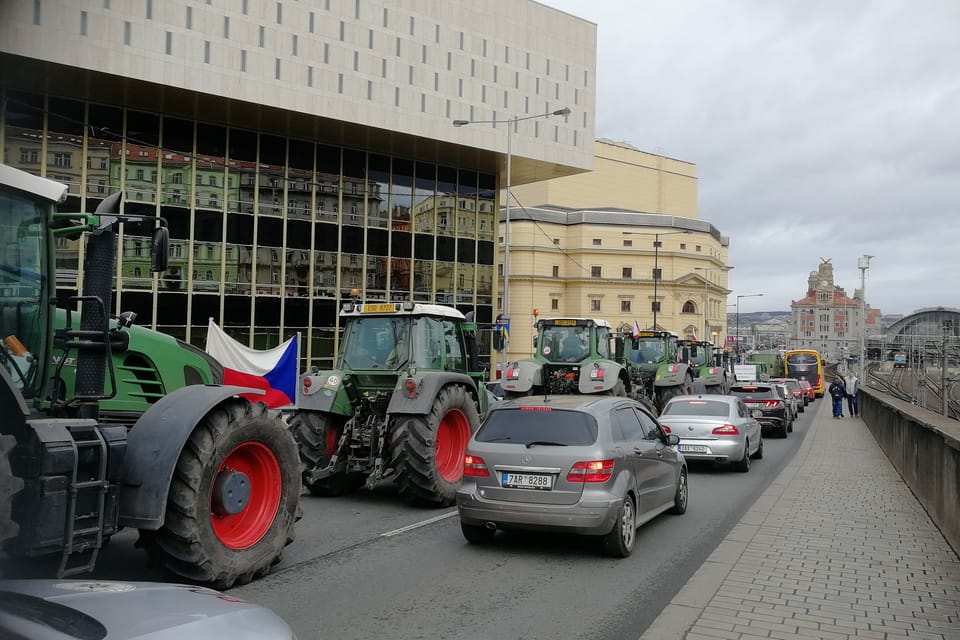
435 408 470 483
326 425 339 458
210 441 282 550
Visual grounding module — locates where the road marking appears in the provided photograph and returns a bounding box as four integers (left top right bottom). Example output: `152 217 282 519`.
380 510 458 537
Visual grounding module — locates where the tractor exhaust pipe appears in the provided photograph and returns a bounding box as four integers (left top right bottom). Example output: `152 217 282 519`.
75 195 120 420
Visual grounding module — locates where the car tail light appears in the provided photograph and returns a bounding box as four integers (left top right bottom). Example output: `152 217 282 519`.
590 368 604 380
463 455 489 477
567 459 614 483
668 364 679 373
659 424 672 433
506 367 520 380
712 424 740 435
765 400 781 408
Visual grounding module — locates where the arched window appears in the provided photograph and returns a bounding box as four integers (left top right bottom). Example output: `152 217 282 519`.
682 300 696 314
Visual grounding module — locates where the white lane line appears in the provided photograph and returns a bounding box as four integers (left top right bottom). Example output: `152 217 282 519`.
380 510 459 537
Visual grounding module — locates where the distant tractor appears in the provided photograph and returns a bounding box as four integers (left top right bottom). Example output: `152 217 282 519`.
501 317 632 398
291 300 491 506
623 330 695 413
893 352 907 368
679 339 731 393
0 164 300 588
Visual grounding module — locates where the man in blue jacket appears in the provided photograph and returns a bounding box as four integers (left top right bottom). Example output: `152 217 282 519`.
829 376 846 418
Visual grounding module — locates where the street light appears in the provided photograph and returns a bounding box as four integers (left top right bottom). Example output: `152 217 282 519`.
623 230 692 330
453 106 570 375
735 293 763 361
695 266 733 342
858 255 874 385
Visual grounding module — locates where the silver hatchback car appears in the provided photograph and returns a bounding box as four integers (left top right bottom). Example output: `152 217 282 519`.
456 395 688 557
658 395 763 472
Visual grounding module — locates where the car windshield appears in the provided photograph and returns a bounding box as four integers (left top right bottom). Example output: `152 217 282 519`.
662 399 730 417
730 386 776 400
630 337 664 363
539 325 590 362
475 407 598 446
339 316 412 370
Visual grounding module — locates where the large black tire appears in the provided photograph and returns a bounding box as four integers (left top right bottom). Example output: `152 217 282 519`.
0 434 23 549
602 494 636 558
289 411 359 496
143 399 301 589
390 384 480 507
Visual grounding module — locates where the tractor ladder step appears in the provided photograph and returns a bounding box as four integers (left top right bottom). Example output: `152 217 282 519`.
57 426 110 578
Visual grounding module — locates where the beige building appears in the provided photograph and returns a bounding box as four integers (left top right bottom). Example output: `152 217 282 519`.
512 139 698 216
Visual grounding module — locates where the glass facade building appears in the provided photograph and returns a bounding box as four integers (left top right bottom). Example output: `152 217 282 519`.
1 90 498 369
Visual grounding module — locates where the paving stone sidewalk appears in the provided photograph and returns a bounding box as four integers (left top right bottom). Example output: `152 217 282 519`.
641 399 960 640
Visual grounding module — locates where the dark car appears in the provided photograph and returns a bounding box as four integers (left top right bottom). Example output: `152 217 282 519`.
771 377 807 410
729 382 791 438
457 395 688 558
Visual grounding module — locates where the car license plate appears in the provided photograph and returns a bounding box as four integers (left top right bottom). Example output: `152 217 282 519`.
501 472 553 490
678 444 709 453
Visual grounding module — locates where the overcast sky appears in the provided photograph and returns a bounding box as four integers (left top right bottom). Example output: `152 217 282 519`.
542 0 959 317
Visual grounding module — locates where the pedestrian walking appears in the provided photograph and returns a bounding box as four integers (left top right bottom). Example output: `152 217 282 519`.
829 376 846 418
845 372 859 417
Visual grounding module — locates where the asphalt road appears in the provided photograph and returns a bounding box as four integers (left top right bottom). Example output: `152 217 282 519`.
2 399 821 640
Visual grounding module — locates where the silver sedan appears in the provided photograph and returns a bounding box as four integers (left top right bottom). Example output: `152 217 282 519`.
457 395 688 558
657 395 763 472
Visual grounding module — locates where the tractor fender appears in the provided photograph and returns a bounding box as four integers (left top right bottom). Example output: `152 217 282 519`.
296 370 354 415
386 372 479 416
576 359 623 394
500 360 542 394
118 384 264 530
653 362 693 388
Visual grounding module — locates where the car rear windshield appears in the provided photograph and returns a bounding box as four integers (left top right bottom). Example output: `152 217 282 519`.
730 385 777 400
475 408 599 446
661 399 730 417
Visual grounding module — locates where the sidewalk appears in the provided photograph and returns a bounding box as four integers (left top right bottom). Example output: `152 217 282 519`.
641 398 960 640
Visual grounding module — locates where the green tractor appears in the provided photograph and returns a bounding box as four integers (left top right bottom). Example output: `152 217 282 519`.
623 329 695 413
0 164 299 588
290 299 492 506
50 308 224 424
500 317 633 398
679 339 731 394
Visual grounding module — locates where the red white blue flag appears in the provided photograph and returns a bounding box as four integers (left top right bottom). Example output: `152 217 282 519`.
632 320 642 338
205 319 299 409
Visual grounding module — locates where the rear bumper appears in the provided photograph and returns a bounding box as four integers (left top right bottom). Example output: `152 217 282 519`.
677 438 743 461
456 490 621 536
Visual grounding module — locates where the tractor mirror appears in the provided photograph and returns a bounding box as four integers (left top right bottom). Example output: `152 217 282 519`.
151 226 169 273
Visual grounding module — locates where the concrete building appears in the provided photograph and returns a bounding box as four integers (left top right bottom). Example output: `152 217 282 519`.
500 139 730 362
790 259 880 362
0 0 596 368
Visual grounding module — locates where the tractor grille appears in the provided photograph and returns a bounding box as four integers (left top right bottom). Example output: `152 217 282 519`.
116 353 165 404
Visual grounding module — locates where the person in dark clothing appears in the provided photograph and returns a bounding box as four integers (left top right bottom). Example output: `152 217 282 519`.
829 377 846 418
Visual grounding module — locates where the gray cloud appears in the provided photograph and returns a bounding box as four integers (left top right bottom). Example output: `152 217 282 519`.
544 0 960 315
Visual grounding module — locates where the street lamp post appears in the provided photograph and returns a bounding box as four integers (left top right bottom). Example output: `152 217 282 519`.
695 266 733 342
623 230 691 330
735 293 763 362
858 255 873 385
453 107 570 376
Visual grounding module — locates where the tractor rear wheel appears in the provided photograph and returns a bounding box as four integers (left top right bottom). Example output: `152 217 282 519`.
0 434 23 548
390 384 480 507
144 399 300 589
289 411 359 496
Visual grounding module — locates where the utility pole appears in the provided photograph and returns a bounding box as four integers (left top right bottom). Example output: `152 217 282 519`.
858 255 873 387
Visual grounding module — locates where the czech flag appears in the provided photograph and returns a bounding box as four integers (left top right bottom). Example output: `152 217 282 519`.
205 319 299 409
632 320 642 338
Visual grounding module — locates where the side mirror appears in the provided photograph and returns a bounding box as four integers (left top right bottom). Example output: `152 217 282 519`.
665 433 681 447
151 225 169 273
